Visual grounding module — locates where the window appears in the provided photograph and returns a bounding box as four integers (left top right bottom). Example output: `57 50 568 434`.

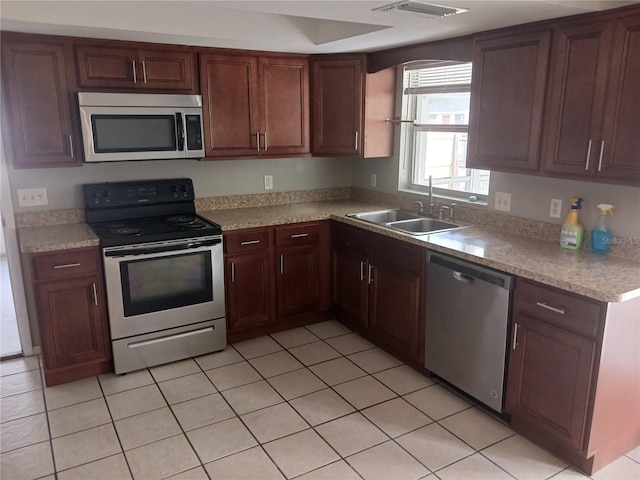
399 61 489 200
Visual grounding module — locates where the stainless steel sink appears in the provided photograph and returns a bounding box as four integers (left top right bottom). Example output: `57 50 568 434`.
347 209 469 235
387 218 461 235
347 209 421 224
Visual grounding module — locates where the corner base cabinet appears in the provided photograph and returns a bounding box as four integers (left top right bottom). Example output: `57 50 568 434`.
507 278 640 475
29 247 112 386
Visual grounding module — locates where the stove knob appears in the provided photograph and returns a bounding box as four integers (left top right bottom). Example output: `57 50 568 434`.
171 184 178 197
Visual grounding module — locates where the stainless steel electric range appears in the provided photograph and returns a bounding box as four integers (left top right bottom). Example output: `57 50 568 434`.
83 178 226 374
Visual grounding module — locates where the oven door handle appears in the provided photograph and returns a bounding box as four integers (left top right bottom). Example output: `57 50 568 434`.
104 238 222 257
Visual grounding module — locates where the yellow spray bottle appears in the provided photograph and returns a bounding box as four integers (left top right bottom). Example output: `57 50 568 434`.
560 197 584 250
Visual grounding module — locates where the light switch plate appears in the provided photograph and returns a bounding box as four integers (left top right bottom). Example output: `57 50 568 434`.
18 188 48 207
370 173 377 187
495 191 511 212
264 175 273 190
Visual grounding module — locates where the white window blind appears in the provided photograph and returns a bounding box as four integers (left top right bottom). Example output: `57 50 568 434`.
404 62 472 95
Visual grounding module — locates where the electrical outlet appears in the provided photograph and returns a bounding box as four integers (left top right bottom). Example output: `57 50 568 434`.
494 191 511 212
550 198 562 218
264 175 273 190
370 173 377 188
17 188 48 207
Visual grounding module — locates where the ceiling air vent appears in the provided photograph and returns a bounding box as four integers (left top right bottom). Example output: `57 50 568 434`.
373 1 469 18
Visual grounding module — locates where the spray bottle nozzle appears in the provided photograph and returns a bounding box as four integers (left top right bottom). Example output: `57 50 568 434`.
570 197 583 210
596 204 615 215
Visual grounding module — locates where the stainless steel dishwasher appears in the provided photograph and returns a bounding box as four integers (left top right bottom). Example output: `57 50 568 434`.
425 252 514 412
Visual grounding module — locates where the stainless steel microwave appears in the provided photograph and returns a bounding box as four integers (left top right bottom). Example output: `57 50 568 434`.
77 92 205 162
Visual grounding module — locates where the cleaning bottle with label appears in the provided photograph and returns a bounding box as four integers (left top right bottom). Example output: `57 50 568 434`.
560 197 584 250
592 204 614 254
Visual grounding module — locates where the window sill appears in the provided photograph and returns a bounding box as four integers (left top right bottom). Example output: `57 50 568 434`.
398 187 488 208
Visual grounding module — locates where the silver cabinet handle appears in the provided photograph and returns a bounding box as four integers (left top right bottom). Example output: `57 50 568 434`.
368 264 374 284
512 323 519 350
585 139 592 170
68 135 74 158
142 61 147 83
53 263 81 269
280 255 284 274
256 132 260 152
231 263 235 283
132 60 137 84
360 261 365 281
354 131 359 151
597 141 605 171
92 283 98 306
536 301 565 315
264 131 268 151
240 240 260 246
291 233 308 238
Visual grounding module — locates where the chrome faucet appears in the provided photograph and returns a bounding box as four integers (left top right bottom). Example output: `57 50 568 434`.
427 175 435 217
413 201 424 215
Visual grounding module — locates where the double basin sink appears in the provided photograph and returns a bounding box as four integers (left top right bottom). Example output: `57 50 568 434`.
347 209 468 235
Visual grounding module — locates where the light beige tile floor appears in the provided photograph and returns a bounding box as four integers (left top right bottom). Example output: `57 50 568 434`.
1 320 639 480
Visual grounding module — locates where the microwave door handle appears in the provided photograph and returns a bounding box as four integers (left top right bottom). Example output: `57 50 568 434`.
176 113 185 151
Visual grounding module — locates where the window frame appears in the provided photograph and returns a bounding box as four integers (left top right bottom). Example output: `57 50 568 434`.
398 61 489 204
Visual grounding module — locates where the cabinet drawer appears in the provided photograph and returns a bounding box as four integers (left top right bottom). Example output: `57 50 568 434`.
275 222 320 247
225 228 271 255
515 279 604 338
32 248 99 282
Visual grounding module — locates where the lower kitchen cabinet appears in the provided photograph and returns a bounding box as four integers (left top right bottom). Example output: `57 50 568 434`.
224 227 273 333
506 277 640 474
224 221 330 342
331 221 424 366
29 247 112 386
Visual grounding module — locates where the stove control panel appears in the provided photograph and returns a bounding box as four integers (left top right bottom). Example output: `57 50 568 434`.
84 179 194 208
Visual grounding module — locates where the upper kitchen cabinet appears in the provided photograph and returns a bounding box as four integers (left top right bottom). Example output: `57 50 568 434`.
467 29 551 172
542 10 640 185
1 36 82 168
311 55 396 158
75 42 197 92
598 12 640 183
199 52 310 158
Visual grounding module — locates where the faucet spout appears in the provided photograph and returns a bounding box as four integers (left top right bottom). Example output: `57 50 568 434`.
427 175 434 216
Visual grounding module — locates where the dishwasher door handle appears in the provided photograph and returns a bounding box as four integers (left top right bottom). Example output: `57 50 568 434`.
452 271 475 284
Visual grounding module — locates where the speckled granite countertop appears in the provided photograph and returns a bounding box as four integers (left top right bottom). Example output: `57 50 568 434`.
18 199 640 303
19 223 100 253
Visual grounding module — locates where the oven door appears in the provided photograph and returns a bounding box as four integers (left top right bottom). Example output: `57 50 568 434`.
103 237 225 340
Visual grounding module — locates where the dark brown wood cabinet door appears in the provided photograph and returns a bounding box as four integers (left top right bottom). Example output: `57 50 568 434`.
331 247 368 330
367 259 421 362
75 45 137 88
467 30 551 172
311 57 363 156
200 53 260 157
137 49 196 91
37 276 109 369
506 313 596 452
276 244 319 318
599 14 640 184
225 252 272 331
1 41 79 167
259 57 309 155
542 22 612 177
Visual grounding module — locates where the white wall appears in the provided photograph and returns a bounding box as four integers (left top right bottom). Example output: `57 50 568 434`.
352 156 640 239
8 156 353 212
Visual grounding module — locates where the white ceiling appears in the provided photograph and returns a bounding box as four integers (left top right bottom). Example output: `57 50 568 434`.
1 0 637 54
